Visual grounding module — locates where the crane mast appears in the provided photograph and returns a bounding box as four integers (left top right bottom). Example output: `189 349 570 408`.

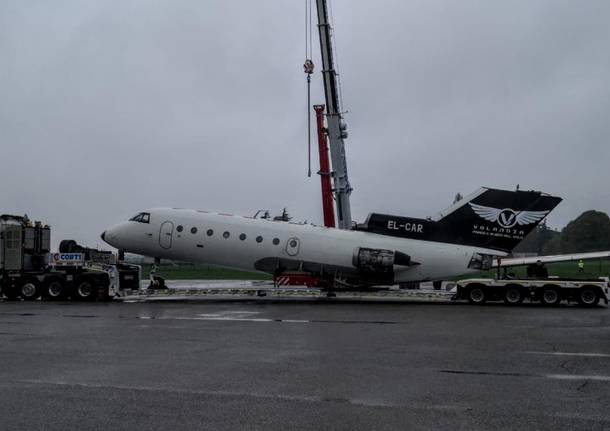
314 0 352 229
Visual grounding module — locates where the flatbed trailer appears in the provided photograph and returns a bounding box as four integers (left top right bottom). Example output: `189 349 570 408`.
455 276 610 306
120 281 453 302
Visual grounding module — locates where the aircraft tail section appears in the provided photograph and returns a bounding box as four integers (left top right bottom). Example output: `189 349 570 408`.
360 188 562 253
435 187 562 252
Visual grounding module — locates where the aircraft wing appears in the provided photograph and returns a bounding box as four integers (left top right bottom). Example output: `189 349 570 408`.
493 251 610 268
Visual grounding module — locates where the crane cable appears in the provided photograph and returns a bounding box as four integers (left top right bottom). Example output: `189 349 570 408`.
304 0 314 177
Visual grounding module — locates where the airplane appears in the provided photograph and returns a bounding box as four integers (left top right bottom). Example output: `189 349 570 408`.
100 187 610 289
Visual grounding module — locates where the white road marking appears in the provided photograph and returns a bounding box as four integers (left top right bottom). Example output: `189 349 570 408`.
192 317 273 322
165 316 311 323
525 351 610 358
441 369 610 382
135 310 312 323
133 312 392 325
197 311 259 317
545 374 610 382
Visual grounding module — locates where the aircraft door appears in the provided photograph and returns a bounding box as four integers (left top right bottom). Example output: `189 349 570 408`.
285 237 300 256
159 221 174 249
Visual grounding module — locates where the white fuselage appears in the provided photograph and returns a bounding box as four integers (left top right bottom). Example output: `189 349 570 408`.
102 208 506 283
103 208 504 283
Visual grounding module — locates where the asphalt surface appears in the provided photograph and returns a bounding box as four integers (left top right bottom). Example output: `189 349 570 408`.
1 299 609 430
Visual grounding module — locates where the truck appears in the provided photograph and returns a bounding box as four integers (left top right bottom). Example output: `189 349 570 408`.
0 214 140 301
455 276 610 307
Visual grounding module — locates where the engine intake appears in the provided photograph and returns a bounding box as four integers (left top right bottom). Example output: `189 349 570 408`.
352 247 412 273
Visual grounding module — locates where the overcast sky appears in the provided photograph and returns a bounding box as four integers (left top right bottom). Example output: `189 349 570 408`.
1 0 609 249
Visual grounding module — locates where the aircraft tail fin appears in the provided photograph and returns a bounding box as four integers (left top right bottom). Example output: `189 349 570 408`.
436 187 562 252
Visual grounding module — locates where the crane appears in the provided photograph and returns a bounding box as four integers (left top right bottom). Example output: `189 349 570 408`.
308 0 353 230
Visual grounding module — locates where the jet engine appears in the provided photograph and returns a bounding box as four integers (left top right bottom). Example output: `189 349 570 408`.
352 247 413 273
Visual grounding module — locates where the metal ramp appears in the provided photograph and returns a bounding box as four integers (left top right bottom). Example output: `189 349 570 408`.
119 280 455 302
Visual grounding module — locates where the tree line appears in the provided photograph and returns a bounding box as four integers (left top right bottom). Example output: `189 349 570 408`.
513 210 610 255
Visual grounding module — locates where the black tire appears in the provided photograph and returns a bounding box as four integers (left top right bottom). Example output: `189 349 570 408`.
540 286 561 306
467 285 487 305
44 277 67 300
578 286 600 307
147 276 166 290
73 277 96 301
503 285 524 305
19 278 41 301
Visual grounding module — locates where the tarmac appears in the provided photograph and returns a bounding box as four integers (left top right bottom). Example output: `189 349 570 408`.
1 291 609 430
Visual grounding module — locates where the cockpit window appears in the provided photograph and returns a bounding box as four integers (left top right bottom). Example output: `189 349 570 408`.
129 212 150 224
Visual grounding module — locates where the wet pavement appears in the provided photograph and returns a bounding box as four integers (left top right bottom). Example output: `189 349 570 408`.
0 299 609 430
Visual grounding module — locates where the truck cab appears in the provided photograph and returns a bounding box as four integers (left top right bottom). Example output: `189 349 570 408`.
0 214 139 301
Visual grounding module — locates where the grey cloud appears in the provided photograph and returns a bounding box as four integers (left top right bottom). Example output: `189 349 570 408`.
1 0 609 248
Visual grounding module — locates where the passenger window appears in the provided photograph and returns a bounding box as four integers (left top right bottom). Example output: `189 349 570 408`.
191 227 198 234
272 238 280 245
223 231 230 239
207 229 214 236
177 225 184 232
239 233 247 241
256 236 263 243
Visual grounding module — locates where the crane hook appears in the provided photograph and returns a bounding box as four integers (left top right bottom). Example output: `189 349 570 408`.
303 59 314 74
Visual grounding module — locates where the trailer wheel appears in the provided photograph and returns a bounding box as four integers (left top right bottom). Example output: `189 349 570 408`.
540 286 561 306
73 277 96 301
44 278 67 300
503 285 524 305
20 279 41 301
153 276 166 288
578 286 600 307
467 285 487 305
